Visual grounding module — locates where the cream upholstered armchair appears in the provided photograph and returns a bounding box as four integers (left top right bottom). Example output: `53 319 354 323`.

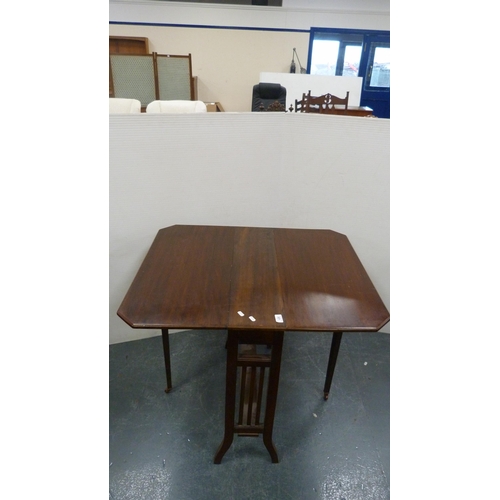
146 100 207 113
109 98 141 114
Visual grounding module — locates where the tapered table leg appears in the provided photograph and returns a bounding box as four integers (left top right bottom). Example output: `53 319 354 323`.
262 331 283 463
323 332 343 401
214 332 238 464
161 329 173 393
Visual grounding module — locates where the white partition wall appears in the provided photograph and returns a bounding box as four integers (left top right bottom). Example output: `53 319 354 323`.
110 113 389 344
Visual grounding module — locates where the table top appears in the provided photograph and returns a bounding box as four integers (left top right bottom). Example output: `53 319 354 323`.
117 225 389 332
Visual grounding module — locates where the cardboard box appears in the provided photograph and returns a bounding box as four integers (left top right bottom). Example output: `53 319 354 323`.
205 102 225 112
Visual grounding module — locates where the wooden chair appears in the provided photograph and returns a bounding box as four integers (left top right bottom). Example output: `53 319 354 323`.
294 93 306 113
302 91 325 113
294 91 320 113
295 91 350 114
318 92 350 114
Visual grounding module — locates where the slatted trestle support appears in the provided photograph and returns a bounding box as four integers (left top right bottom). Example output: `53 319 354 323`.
214 329 284 464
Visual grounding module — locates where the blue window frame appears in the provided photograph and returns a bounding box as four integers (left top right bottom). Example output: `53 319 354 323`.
307 28 390 118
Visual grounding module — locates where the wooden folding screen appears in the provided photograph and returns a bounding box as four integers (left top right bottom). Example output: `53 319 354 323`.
156 54 194 101
109 54 156 108
109 37 149 98
109 53 194 108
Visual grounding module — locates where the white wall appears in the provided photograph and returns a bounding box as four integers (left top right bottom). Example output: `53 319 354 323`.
109 0 389 112
110 113 389 344
109 0 390 30
283 0 389 9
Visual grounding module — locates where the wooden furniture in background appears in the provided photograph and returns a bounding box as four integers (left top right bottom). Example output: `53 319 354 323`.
109 53 194 109
109 53 156 109
109 37 149 98
299 90 349 113
295 90 373 116
155 53 194 101
317 92 349 113
332 106 374 117
109 36 149 55
117 225 389 463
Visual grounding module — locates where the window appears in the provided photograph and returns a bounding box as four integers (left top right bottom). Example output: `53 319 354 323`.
367 45 390 88
342 45 362 77
309 33 363 77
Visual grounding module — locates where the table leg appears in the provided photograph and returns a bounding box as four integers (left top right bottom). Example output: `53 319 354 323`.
161 328 172 393
323 332 343 401
214 331 238 464
214 329 284 464
262 331 283 463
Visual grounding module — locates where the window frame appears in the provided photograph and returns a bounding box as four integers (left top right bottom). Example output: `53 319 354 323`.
307 27 390 84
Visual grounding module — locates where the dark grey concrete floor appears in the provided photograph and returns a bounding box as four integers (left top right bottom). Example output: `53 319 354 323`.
109 330 389 500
